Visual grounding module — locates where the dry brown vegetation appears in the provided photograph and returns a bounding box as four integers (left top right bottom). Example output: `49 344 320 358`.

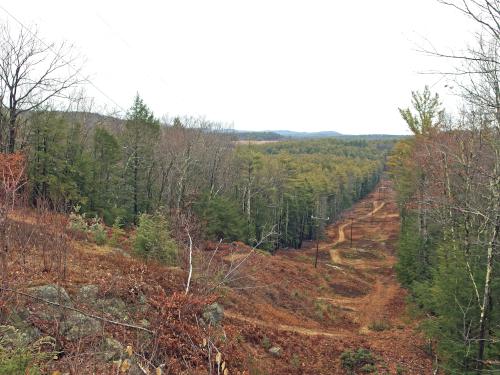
0 180 433 374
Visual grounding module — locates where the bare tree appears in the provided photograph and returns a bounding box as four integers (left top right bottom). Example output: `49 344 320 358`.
438 0 499 41
0 153 26 288
0 23 83 153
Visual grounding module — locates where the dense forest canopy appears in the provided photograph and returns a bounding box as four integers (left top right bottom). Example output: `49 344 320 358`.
6 96 390 251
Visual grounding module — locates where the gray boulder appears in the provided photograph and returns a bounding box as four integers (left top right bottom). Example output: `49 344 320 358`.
96 297 129 321
77 285 99 301
26 284 72 306
61 311 101 341
101 336 124 361
6 311 41 343
269 346 282 357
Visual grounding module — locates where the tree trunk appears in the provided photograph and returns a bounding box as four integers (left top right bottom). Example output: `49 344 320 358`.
476 217 498 374
8 110 16 153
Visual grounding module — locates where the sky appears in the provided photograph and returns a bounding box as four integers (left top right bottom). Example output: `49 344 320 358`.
0 1 477 134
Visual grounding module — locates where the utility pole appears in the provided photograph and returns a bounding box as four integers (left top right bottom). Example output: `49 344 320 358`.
378 186 387 201
311 215 329 268
350 218 354 248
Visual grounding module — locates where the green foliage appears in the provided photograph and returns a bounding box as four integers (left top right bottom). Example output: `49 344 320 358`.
23 100 389 254
390 116 500 373
261 336 271 350
28 112 90 209
68 205 88 234
68 206 107 245
195 193 246 241
395 214 431 287
398 86 443 135
89 218 107 245
109 217 125 247
368 320 391 332
233 138 387 250
314 300 335 321
0 327 56 375
87 127 121 222
122 94 160 218
340 348 376 374
134 212 178 265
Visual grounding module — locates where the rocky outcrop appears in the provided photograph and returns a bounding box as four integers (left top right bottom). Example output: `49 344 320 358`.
60 312 101 341
15 284 138 341
27 284 72 305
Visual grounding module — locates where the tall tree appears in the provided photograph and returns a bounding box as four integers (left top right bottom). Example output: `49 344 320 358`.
0 24 82 153
122 94 159 221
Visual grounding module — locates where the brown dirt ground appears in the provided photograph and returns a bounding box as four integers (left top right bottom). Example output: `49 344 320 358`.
1 180 433 374
221 180 434 374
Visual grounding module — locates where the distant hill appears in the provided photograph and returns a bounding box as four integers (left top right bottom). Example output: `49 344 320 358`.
233 131 285 141
234 129 406 142
272 130 342 138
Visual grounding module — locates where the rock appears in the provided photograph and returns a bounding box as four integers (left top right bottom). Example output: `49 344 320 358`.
0 325 30 347
101 336 124 361
6 311 41 343
61 311 101 341
26 284 72 306
25 285 72 322
269 346 282 357
96 297 129 321
202 303 224 326
77 285 99 301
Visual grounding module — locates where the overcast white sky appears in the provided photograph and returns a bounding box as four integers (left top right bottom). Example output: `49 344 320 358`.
1 1 477 134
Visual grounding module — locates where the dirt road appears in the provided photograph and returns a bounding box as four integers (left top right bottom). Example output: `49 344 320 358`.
224 180 433 374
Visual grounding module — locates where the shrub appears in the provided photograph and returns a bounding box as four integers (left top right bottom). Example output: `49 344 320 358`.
68 205 87 233
314 300 335 321
368 319 391 332
68 206 108 245
0 327 56 375
340 348 376 374
360 363 377 373
134 212 178 265
108 216 125 247
261 336 271 350
89 218 107 245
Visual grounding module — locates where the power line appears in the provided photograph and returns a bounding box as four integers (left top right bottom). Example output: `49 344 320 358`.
0 4 128 114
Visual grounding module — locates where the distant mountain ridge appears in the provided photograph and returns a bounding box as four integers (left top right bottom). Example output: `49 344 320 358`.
271 130 342 138
235 129 406 141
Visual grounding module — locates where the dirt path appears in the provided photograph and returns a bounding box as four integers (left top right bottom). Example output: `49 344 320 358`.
227 185 402 337
324 192 402 330
330 200 385 248
225 311 345 338
224 181 432 373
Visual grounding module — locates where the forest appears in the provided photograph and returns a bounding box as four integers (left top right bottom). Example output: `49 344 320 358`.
10 101 389 251
0 0 498 374
388 2 500 371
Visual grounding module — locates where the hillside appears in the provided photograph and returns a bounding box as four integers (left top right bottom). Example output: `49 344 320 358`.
0 179 432 374
235 129 406 142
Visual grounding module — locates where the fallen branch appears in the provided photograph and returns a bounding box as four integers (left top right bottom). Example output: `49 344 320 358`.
185 228 193 295
1 287 154 334
325 263 344 271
